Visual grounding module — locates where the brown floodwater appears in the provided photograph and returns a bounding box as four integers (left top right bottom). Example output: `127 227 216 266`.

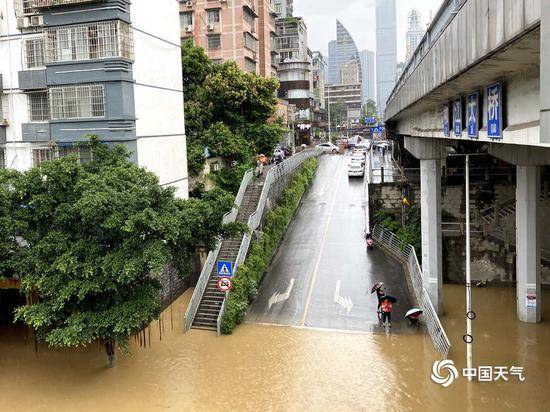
1 285 549 411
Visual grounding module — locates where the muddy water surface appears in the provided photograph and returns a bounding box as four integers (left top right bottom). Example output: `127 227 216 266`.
1 285 549 411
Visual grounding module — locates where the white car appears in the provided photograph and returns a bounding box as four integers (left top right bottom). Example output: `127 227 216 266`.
317 142 339 153
348 162 365 177
351 153 366 164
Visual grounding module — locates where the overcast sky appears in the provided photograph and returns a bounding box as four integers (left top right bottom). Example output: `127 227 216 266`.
293 0 444 62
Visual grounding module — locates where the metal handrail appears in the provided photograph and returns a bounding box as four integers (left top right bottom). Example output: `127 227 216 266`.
216 148 322 334
372 224 451 359
183 168 253 332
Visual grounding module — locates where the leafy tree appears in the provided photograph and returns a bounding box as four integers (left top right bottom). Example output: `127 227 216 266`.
362 98 379 119
329 101 347 129
0 170 26 280
9 138 236 366
181 42 283 181
181 39 213 101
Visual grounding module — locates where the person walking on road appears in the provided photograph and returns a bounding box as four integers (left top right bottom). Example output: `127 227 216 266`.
379 295 397 328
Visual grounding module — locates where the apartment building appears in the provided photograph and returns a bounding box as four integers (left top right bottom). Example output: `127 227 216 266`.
276 16 313 144
0 0 188 198
180 0 277 77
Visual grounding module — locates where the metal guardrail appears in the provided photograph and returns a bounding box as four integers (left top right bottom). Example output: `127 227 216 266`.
183 169 254 332
216 148 322 334
372 224 451 359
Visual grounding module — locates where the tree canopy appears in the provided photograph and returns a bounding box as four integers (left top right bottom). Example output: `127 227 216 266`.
181 40 286 180
1 138 237 357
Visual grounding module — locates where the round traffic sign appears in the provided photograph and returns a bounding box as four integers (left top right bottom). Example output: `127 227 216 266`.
217 277 233 292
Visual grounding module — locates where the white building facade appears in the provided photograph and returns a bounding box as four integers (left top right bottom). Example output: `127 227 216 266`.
0 0 188 198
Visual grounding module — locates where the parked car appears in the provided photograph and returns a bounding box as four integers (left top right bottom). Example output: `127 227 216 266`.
348 161 365 178
317 142 339 153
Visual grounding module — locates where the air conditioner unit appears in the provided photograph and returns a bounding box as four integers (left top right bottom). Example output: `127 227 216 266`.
184 25 193 33
186 1 193 7
16 17 28 30
30 15 43 27
207 24 214 31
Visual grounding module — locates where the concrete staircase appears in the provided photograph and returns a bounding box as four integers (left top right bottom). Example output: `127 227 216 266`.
191 182 263 331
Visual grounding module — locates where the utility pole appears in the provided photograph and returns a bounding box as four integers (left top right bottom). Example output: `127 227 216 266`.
465 154 473 379
327 88 331 142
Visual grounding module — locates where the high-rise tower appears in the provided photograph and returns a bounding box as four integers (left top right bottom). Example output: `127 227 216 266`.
376 0 397 114
406 10 424 62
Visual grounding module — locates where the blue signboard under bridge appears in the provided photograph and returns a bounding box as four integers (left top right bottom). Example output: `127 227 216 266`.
487 83 503 139
467 92 479 139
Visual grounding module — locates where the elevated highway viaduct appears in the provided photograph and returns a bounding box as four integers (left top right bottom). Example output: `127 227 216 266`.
384 0 550 322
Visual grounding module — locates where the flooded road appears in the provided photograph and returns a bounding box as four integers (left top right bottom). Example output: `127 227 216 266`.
1 285 550 411
247 154 415 333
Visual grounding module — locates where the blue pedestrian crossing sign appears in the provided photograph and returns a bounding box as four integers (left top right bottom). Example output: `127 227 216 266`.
217 260 233 277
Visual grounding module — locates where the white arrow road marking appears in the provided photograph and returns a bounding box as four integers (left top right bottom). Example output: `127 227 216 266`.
334 280 353 314
268 278 295 310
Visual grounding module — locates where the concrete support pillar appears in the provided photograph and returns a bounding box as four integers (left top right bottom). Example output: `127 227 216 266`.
516 165 541 322
405 137 445 314
420 158 443 314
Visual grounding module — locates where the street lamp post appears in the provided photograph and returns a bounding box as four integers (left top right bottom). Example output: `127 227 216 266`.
465 154 473 380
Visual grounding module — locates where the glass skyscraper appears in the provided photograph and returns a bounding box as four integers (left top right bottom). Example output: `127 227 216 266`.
376 0 397 114
328 20 362 86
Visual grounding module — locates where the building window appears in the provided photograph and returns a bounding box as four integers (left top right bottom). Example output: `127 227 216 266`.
244 8 255 26
243 32 258 52
0 148 5 169
23 38 45 69
180 12 193 27
32 148 53 166
45 21 134 63
206 9 220 24
244 58 256 73
207 34 221 50
58 145 92 164
49 84 105 120
28 92 49 122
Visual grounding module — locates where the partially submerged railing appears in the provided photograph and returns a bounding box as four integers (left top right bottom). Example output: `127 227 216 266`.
216 148 322 334
372 224 451 359
183 169 254 332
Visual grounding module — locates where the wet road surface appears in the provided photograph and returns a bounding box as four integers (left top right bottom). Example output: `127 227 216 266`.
246 154 415 333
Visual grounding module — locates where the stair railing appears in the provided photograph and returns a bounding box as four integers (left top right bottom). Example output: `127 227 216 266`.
216 148 323 334
183 168 254 332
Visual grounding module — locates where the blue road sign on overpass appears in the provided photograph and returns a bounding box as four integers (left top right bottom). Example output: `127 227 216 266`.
453 97 463 137
487 83 503 139
467 92 479 139
443 103 450 137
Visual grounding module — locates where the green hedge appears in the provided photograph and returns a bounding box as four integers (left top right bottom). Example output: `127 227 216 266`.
220 157 318 334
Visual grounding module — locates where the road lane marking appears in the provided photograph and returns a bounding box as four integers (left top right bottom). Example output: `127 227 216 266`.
299 156 345 326
268 278 295 310
334 280 353 314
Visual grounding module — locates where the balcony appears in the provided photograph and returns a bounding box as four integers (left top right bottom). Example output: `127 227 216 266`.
31 0 103 10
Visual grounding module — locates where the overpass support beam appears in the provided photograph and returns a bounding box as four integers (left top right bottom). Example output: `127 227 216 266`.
405 137 445 314
488 143 545 323
516 166 541 323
